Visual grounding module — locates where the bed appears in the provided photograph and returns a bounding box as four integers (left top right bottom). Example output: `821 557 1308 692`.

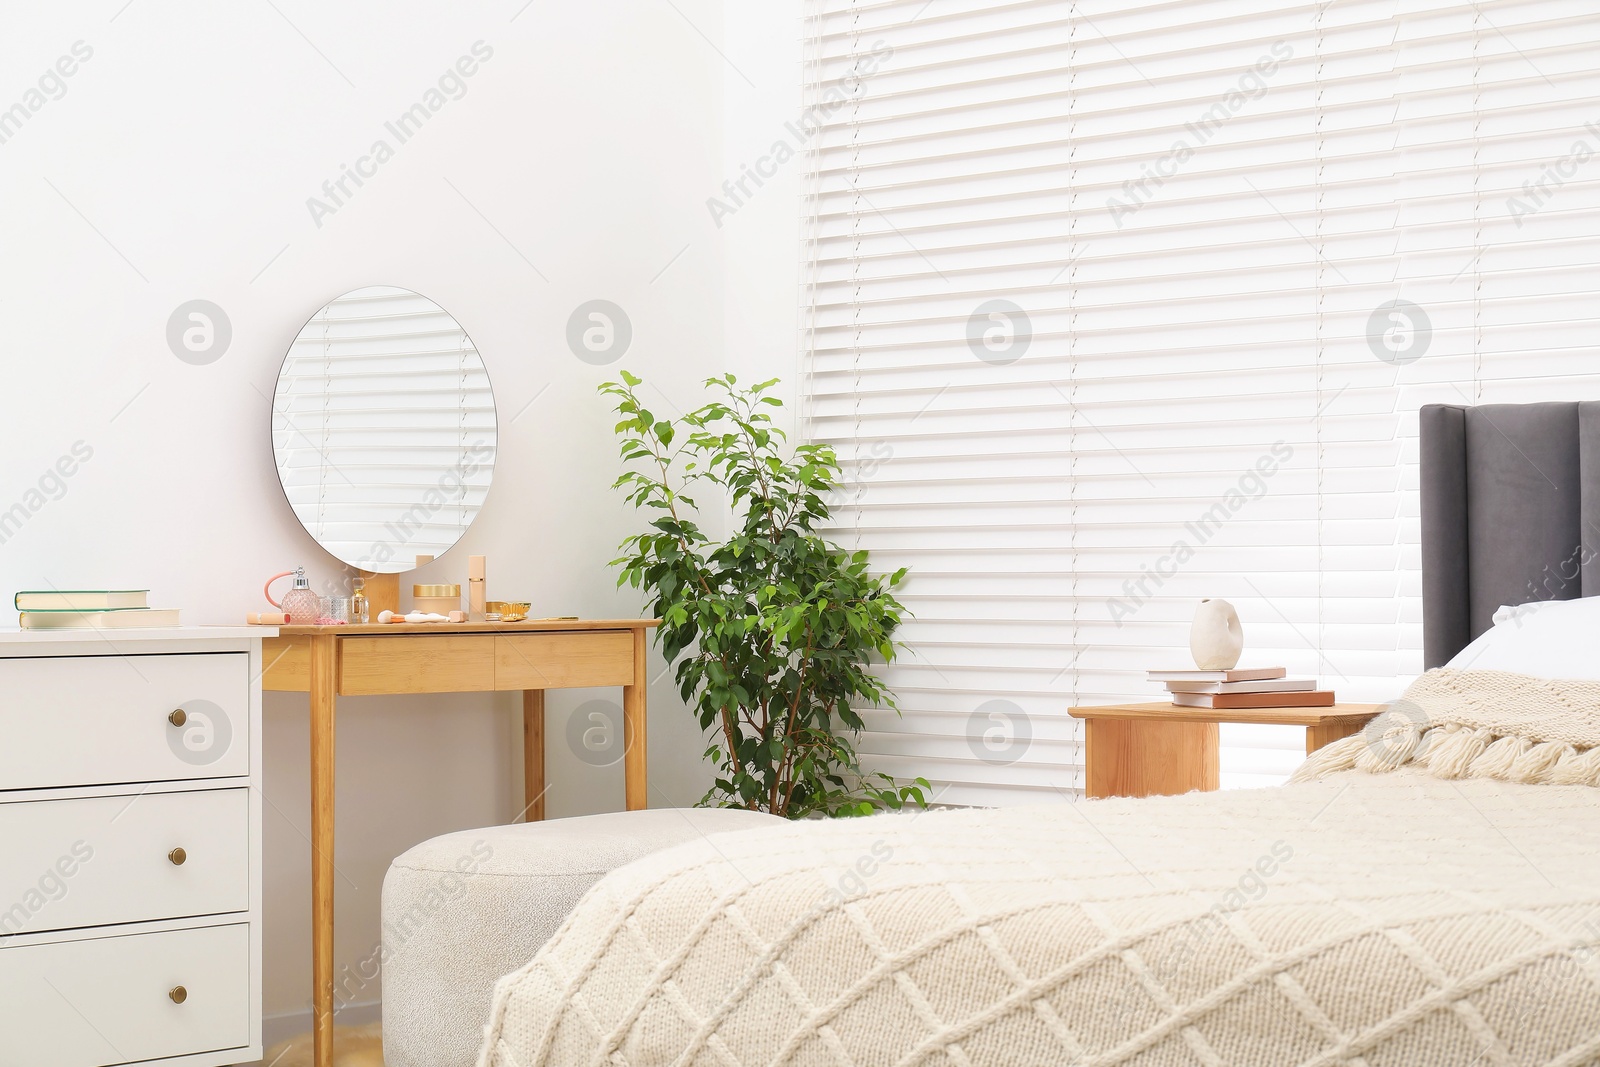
476 404 1600 1066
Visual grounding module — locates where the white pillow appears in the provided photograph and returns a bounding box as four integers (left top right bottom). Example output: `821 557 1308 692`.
1445 595 1600 679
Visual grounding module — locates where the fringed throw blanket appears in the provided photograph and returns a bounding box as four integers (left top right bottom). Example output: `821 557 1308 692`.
1293 669 1600 785
479 670 1600 1067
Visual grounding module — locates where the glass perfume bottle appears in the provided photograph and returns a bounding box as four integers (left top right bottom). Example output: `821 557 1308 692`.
351 577 370 624
280 566 320 625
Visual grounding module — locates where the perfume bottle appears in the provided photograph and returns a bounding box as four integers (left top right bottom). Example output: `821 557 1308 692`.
351 577 370 624
280 567 320 625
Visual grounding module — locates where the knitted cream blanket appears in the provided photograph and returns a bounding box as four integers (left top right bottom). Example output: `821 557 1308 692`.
478 676 1600 1067
1292 669 1600 786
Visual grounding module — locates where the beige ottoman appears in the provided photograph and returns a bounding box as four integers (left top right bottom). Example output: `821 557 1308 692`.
380 807 784 1067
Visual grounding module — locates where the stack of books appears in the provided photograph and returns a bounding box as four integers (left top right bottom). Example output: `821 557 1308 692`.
1145 666 1333 708
16 589 180 629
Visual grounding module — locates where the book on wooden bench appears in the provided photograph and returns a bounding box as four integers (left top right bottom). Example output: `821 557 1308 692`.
1170 690 1335 709
1165 677 1317 694
1145 666 1286 682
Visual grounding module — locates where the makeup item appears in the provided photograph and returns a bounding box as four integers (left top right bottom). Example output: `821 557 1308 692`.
402 611 450 623
318 596 351 625
266 567 321 625
413 583 461 615
377 610 396 624
351 578 369 624
468 555 486 620
484 600 532 621
246 612 289 625
448 610 467 622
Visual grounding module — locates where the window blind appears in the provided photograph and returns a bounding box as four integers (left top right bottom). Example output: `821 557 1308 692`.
801 0 1600 805
273 286 497 570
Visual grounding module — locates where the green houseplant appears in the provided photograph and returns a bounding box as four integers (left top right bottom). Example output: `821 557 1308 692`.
602 371 928 818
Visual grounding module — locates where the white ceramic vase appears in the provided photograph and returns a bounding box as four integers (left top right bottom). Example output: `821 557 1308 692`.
1190 598 1244 670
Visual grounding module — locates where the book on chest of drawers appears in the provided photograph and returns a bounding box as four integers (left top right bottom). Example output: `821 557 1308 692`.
0 627 272 1067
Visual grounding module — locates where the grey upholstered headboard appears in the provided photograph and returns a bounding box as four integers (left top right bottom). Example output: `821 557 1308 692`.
1420 402 1600 668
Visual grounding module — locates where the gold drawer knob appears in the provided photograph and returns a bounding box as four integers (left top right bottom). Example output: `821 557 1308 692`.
168 709 187 727
168 985 187 1004
168 847 187 866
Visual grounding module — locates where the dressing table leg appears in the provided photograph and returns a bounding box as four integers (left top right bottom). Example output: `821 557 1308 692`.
308 635 338 1067
522 690 545 821
623 627 648 810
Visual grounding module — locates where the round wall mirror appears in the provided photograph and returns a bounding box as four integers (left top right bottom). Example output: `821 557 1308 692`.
271 285 497 574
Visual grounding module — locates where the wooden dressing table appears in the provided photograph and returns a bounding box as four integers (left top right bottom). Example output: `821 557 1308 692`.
260 618 657 1067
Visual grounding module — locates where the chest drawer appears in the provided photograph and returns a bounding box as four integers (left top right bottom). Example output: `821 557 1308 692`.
0 923 250 1066
0 789 248 937
0 653 248 789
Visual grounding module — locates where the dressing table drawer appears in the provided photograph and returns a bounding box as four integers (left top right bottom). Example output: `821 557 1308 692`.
0 923 251 1067
0 789 249 936
0 653 249 790
494 631 634 688
338 635 497 694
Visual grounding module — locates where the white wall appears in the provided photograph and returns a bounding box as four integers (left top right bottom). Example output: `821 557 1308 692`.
720 3 805 424
0 0 799 1043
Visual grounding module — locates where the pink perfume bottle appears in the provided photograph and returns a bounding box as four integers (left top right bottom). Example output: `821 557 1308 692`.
266 566 321 624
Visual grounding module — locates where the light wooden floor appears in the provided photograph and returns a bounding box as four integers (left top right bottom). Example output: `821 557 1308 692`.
263 1022 384 1067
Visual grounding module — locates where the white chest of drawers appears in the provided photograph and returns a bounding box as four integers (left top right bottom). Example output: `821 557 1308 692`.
0 627 272 1067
